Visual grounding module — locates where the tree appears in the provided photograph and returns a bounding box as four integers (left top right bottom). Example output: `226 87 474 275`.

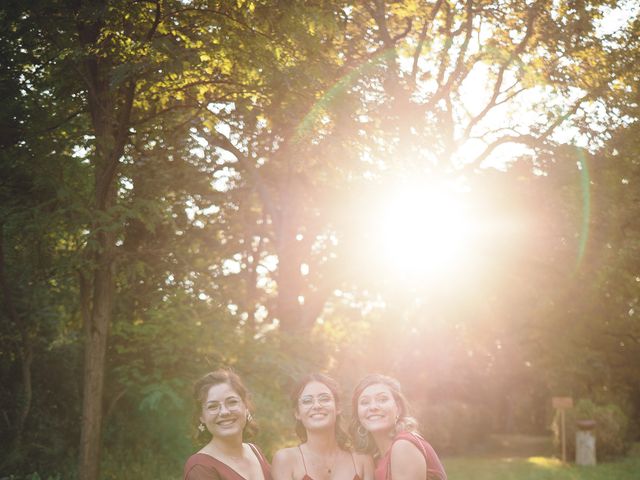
3 1 291 477
199 0 639 337
2 0 640 476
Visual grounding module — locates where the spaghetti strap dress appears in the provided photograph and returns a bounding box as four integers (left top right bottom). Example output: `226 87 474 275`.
374 432 447 480
298 445 362 480
183 443 272 480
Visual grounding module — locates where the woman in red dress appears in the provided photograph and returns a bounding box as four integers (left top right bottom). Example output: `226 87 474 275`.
350 374 446 480
272 373 373 480
183 369 271 480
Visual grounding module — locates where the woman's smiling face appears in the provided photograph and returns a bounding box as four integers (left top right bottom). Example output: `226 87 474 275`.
357 382 400 434
200 382 247 438
295 380 338 432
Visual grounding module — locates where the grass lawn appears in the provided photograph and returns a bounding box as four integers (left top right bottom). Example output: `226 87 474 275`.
442 438 640 480
443 455 640 479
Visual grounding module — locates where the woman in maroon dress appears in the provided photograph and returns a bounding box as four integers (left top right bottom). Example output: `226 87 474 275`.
350 374 446 480
183 369 271 480
272 373 373 480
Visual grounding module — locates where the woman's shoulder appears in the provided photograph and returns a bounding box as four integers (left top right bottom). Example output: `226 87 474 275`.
390 434 425 457
390 432 447 480
272 445 301 463
393 432 441 455
185 451 216 466
271 445 303 478
394 431 421 441
183 452 221 480
273 445 300 455
388 435 428 479
244 442 266 453
389 432 429 463
392 431 429 448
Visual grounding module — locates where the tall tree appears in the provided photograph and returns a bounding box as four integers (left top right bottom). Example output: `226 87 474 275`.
203 0 638 335
3 1 285 477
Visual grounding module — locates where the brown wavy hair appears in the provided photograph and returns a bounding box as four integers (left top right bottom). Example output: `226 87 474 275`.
291 373 350 450
192 368 258 442
349 373 419 454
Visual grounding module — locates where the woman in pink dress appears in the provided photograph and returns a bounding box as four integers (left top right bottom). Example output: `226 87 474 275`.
183 369 271 480
350 374 446 480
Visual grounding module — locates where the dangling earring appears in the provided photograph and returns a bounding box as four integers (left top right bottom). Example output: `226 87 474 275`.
357 424 369 450
246 411 253 423
198 422 206 433
391 415 401 437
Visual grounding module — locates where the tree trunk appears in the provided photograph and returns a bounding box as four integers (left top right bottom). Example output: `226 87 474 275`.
77 66 122 480
275 236 303 331
15 333 33 451
78 232 114 480
75 4 140 475
273 181 305 331
0 223 34 452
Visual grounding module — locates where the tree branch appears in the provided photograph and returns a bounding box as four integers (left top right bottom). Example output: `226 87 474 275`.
145 0 162 41
434 2 453 90
471 134 538 165
411 0 444 84
205 129 278 228
604 330 640 344
462 1 543 138
165 7 272 39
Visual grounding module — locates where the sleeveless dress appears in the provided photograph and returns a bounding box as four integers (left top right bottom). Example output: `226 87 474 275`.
374 432 446 480
183 443 272 480
298 445 362 480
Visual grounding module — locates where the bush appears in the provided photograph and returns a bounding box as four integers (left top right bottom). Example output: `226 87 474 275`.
420 401 492 454
552 398 631 461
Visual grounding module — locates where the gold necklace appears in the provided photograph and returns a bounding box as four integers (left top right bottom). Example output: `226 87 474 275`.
303 444 340 478
319 448 339 478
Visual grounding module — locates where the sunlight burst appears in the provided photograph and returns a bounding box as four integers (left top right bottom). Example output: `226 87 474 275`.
372 183 476 277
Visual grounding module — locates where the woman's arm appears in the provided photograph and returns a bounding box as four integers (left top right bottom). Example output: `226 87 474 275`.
271 448 294 480
355 452 375 480
389 439 427 480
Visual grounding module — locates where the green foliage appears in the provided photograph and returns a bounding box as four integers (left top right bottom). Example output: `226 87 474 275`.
421 402 493 455
1 474 66 480
2 0 640 478
553 399 632 461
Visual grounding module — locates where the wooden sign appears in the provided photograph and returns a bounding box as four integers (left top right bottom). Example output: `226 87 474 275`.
552 397 574 409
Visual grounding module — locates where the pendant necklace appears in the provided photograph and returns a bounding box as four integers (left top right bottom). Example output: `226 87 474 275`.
325 449 338 478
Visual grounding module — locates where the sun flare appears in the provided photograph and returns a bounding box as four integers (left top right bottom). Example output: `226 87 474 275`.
372 183 477 277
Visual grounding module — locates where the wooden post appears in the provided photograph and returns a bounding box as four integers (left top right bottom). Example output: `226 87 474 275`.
552 397 573 463
561 409 566 463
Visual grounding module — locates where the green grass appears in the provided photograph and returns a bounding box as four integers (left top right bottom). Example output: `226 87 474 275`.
442 444 640 480
443 455 640 479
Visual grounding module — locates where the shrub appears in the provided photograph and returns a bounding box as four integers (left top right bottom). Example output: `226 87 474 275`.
552 398 631 461
420 401 492 454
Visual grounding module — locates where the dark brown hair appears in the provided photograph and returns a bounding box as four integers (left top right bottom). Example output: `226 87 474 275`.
192 368 257 442
291 373 350 450
349 373 418 454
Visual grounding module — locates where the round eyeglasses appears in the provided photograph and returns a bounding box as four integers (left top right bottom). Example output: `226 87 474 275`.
299 393 334 409
204 396 243 415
